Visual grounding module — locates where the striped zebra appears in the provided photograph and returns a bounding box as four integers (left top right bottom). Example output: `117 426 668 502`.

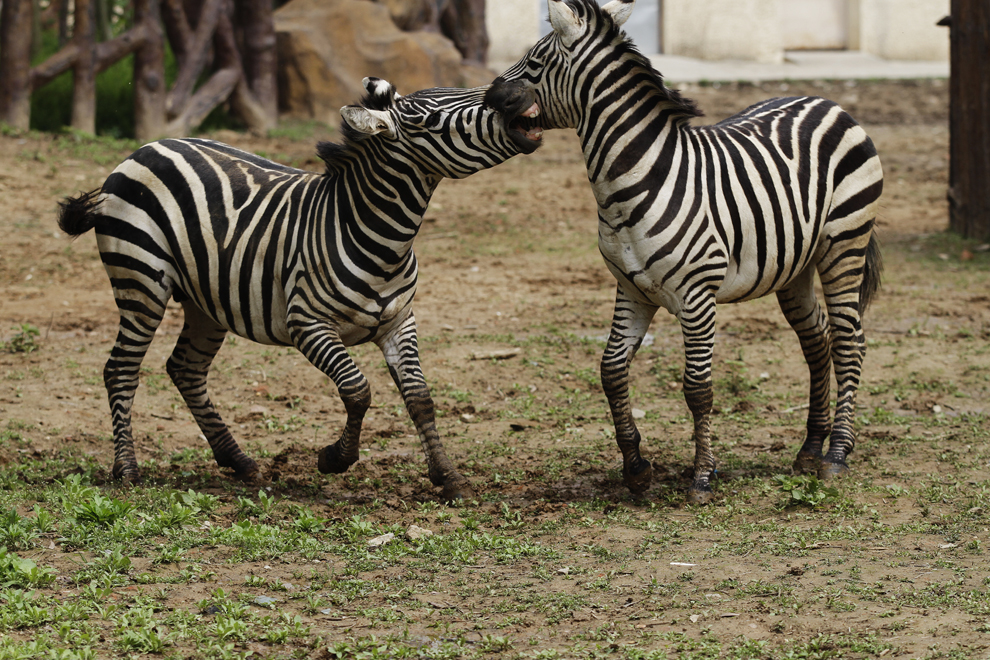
489 0 884 504
57 77 542 501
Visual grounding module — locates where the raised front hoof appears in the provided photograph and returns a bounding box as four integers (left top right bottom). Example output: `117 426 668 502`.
623 460 654 495
686 485 715 506
317 443 357 475
441 477 475 503
111 463 142 486
792 451 823 475
818 460 850 480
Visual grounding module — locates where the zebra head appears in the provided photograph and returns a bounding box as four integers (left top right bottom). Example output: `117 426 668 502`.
490 0 698 133
337 77 542 181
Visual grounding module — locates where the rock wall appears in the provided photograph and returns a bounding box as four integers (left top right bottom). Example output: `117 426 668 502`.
275 0 493 125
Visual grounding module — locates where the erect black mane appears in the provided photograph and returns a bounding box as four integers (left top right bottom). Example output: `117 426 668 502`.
574 0 703 120
315 85 399 175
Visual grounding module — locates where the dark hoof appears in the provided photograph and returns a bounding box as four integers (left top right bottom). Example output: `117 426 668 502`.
623 459 653 495
317 443 357 474
686 486 715 506
112 462 142 485
217 452 260 477
793 451 822 475
441 477 474 503
818 460 850 480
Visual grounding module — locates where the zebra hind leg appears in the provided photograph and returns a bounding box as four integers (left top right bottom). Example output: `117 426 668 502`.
775 268 833 475
378 314 472 502
601 291 658 496
105 303 166 484
817 229 876 479
166 304 259 480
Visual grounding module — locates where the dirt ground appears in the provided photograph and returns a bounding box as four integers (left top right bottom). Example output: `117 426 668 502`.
2 78 990 658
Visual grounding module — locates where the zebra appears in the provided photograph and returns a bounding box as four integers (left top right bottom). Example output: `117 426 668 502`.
57 76 543 501
488 0 884 504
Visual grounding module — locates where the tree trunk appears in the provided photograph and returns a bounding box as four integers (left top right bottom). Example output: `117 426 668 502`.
71 0 97 134
0 0 34 130
133 0 166 140
947 0 990 240
440 0 488 65
235 0 277 129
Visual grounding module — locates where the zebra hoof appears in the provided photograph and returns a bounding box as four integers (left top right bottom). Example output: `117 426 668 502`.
112 462 142 486
792 451 822 475
441 477 474 503
686 485 715 506
818 460 850 480
317 443 357 474
623 459 653 495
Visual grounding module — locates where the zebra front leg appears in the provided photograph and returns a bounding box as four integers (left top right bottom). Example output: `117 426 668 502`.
679 292 718 505
378 314 472 502
775 268 833 475
288 316 370 475
166 304 259 480
601 290 658 495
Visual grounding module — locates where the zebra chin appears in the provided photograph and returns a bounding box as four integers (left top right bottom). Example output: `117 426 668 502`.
484 77 544 155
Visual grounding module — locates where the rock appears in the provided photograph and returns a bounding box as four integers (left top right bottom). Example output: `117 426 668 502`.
631 408 646 420
471 348 521 361
275 0 493 125
405 524 433 541
374 0 439 32
254 595 278 606
367 532 395 548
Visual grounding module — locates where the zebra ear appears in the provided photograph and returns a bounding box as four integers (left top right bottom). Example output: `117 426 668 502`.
362 77 401 103
602 0 635 27
340 106 394 137
547 0 583 46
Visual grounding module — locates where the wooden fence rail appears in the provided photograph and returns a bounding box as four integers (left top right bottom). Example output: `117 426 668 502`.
0 0 276 140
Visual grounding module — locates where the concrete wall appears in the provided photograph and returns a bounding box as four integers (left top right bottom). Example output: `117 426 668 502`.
486 0 541 68
856 0 949 61
663 0 783 63
484 0 949 65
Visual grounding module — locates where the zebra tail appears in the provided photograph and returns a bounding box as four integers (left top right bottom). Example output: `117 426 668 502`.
57 189 103 237
859 232 883 315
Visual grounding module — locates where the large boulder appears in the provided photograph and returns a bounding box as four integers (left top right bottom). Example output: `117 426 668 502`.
275 0 492 124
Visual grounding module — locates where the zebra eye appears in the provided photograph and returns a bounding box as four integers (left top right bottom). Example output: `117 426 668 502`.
377 122 387 130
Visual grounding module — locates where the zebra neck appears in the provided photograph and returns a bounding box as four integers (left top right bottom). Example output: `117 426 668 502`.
325 166 437 263
578 97 688 196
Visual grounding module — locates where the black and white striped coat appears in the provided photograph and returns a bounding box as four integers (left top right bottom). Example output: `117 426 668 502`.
490 0 884 503
57 77 540 500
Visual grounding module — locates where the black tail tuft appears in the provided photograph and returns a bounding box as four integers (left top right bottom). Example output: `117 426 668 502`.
57 189 103 237
859 232 883 315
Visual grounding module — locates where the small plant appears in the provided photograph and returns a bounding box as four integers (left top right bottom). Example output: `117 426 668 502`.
775 474 840 508
2 324 40 354
0 549 56 587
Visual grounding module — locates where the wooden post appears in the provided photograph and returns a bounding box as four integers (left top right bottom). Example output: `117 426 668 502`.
0 0 34 130
71 0 97 134
238 0 278 127
947 0 990 240
133 0 166 141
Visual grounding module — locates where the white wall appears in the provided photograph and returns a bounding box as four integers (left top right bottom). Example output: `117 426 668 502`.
857 0 949 60
663 0 783 63
484 0 949 66
486 0 541 69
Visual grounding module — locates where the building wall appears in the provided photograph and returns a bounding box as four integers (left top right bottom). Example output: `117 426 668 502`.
857 0 949 60
664 0 783 63
484 0 949 65
486 0 540 67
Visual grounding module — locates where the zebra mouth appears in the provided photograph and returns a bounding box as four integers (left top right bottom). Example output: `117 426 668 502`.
506 102 543 153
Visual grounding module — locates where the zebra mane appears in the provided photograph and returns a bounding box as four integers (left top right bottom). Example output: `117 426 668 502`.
574 0 703 120
316 84 401 174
